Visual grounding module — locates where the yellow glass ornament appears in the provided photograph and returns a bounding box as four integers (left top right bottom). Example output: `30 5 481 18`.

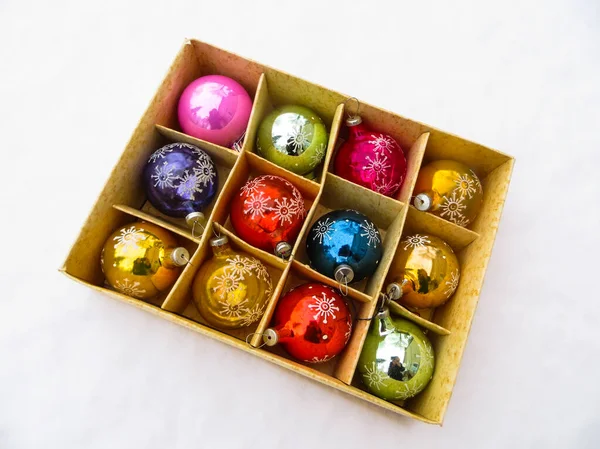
386 234 460 309
413 160 483 227
192 235 273 330
101 222 189 299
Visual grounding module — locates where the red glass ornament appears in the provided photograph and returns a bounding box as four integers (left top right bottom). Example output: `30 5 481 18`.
263 283 352 363
334 117 407 197
230 175 306 258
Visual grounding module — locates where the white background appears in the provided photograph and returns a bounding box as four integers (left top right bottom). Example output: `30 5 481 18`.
1 0 599 447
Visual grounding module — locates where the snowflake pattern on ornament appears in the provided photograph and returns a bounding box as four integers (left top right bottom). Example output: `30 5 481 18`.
176 170 203 200
194 158 216 186
291 188 306 217
240 177 265 196
454 174 476 199
307 355 333 364
212 269 242 299
272 197 296 225
313 217 333 244
113 226 146 249
368 134 395 154
444 269 460 296
470 169 483 194
226 255 256 280
240 302 266 327
244 191 270 218
307 292 340 324
232 131 246 152
417 341 434 372
344 322 352 344
114 278 146 298
289 125 311 154
359 220 381 247
439 191 467 223
151 162 178 189
373 178 401 196
148 146 174 163
363 361 387 390
310 143 326 166
454 215 470 227
218 298 249 318
402 234 431 251
395 382 421 399
252 259 271 283
362 153 390 181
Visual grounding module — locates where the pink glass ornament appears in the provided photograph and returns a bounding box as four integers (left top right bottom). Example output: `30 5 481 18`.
334 117 407 197
177 75 253 147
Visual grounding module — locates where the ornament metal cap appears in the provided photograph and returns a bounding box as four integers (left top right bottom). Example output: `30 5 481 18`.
345 115 362 127
274 241 292 259
376 306 390 319
386 282 403 300
334 264 355 284
185 212 205 228
170 247 190 267
414 193 432 211
210 235 229 247
262 328 279 346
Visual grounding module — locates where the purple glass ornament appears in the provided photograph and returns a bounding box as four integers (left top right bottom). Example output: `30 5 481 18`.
143 143 218 224
177 75 253 147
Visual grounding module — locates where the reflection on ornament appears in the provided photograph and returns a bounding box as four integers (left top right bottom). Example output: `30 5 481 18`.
306 209 382 284
358 307 434 401
230 175 306 258
263 283 352 363
413 160 483 227
334 115 407 197
192 235 272 330
256 105 328 176
143 142 218 228
178 75 252 147
101 222 189 300
386 234 460 309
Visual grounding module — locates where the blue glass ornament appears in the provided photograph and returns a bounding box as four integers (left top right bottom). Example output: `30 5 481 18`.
143 142 218 226
306 209 383 284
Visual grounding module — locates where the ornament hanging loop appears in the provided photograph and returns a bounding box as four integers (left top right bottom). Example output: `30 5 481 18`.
342 97 362 126
245 332 269 349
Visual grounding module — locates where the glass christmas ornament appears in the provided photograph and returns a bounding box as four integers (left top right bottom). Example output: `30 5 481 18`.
413 160 483 227
263 283 352 363
358 307 435 401
177 75 252 147
230 175 306 258
256 105 328 176
306 209 382 284
101 222 189 300
192 235 272 330
143 142 218 228
386 234 460 309
334 115 407 197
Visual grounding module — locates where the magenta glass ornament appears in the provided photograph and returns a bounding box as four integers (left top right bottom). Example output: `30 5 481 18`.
177 75 252 147
333 117 407 197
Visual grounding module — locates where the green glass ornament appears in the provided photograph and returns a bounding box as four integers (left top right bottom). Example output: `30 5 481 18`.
256 105 328 176
357 307 435 401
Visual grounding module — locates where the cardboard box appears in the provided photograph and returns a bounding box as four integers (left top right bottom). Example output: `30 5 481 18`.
61 39 514 425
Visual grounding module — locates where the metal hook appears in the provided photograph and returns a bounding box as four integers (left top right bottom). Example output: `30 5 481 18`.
343 96 361 118
191 219 205 240
339 275 349 296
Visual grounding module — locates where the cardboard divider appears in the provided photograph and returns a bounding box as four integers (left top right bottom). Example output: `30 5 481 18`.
210 151 321 262
257 263 369 376
294 173 405 301
161 221 286 342
247 69 346 184
396 133 430 204
87 207 200 307
405 159 515 422
113 204 198 242
382 205 477 334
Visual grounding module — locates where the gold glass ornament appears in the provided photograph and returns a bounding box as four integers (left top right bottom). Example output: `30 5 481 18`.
192 235 273 330
413 160 483 227
101 222 189 300
386 234 460 309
